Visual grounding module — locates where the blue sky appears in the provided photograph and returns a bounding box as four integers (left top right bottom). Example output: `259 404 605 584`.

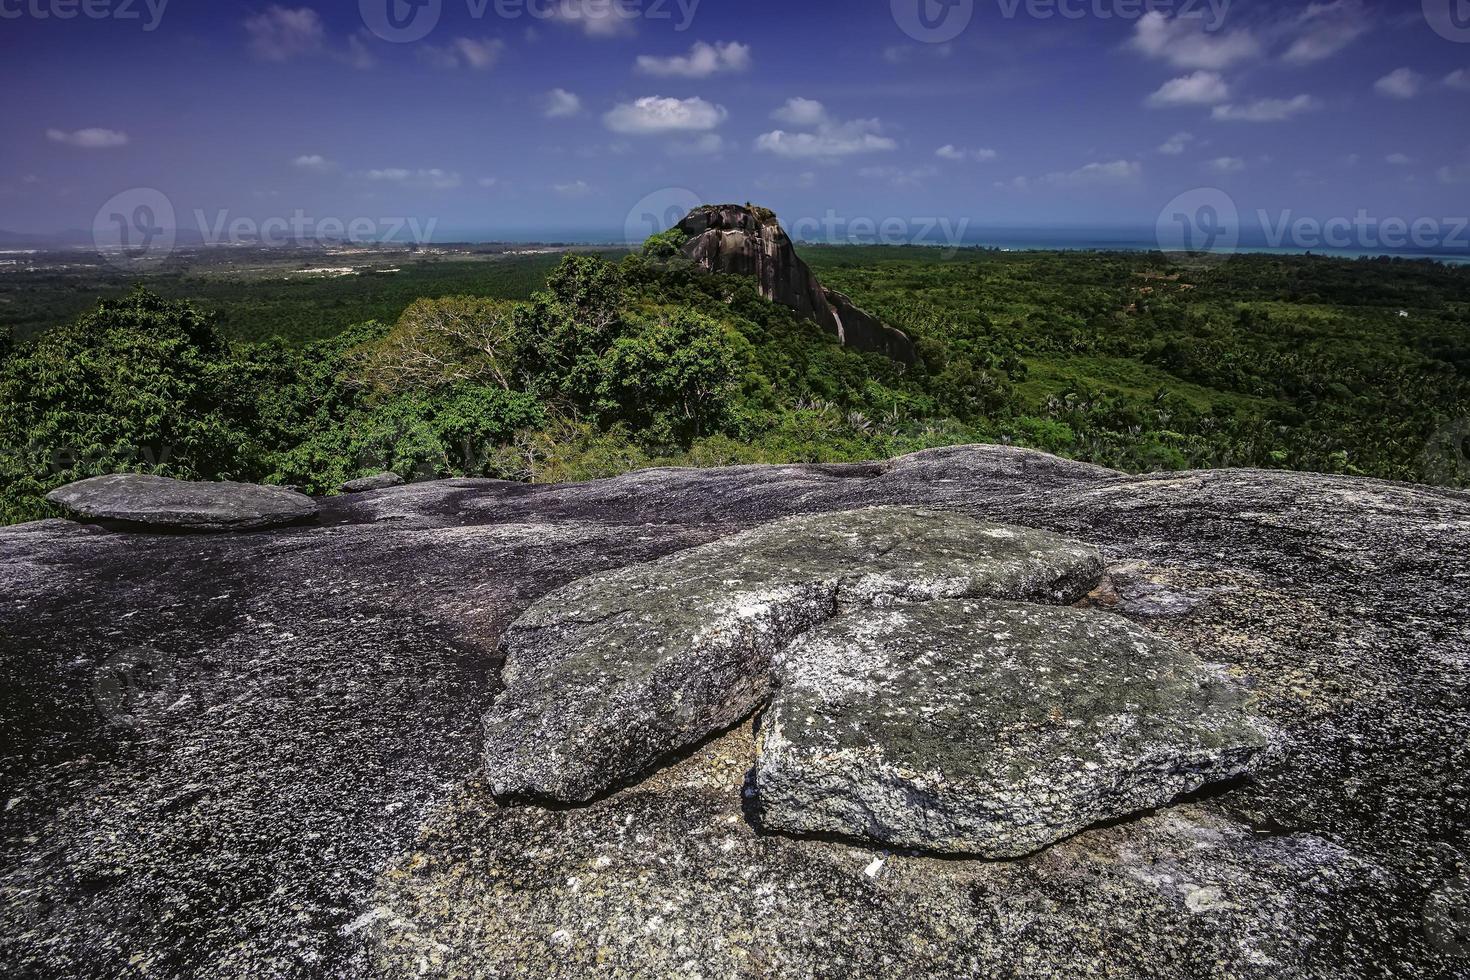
3 0 1469 243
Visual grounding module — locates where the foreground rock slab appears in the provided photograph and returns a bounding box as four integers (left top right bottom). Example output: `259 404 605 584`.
46 474 317 532
484 507 1103 803
756 598 1270 857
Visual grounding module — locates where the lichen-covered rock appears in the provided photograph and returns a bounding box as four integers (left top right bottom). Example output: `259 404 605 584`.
756 599 1269 856
484 507 1103 802
45 474 317 532
341 472 405 494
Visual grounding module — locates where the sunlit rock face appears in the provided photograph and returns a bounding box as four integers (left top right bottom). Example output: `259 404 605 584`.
676 204 919 365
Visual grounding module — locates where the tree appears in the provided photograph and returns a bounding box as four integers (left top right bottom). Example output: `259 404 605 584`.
351 296 522 394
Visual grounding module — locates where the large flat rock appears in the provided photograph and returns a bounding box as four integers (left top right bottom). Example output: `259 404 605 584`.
755 599 1270 857
484 507 1104 802
46 474 317 532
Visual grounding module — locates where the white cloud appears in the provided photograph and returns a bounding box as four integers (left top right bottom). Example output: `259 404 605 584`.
1281 0 1371 65
1447 69 1470 92
1207 156 1246 174
1128 12 1261 70
46 127 129 149
1001 160 1142 191
936 144 998 162
757 101 896 159
603 96 728 134
1386 153 1413 166
478 176 499 188
244 7 375 68
1158 131 1195 155
1375 68 1423 99
244 6 323 61
362 168 462 190
1212 95 1320 122
771 97 829 127
421 37 505 70
1147 71 1230 107
549 0 636 37
636 41 750 78
553 180 593 197
544 88 583 118
292 153 335 172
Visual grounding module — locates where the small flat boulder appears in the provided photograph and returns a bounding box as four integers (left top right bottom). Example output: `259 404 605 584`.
341 472 405 494
484 507 1103 803
754 599 1269 857
47 474 318 532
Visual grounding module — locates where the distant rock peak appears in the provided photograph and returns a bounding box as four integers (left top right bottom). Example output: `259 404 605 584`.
675 204 918 365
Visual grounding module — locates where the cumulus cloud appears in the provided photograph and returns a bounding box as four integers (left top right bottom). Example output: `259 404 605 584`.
1447 69 1470 92
636 41 750 78
1158 131 1195 155
244 6 323 61
420 37 505 70
1212 95 1320 122
543 88 583 118
1281 0 1371 65
1128 12 1261 71
244 7 375 68
362 168 462 190
603 96 728 134
936 144 998 162
756 99 897 159
1147 71 1230 107
1385 153 1413 165
1374 68 1423 99
770 97 829 127
1000 160 1142 191
553 180 593 197
292 153 335 172
549 0 636 37
1207 156 1246 174
46 127 129 149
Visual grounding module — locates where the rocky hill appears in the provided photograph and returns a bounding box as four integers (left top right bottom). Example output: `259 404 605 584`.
676 204 919 364
1 447 1467 978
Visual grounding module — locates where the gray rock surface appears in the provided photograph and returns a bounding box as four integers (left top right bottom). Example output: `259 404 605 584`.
341 472 405 494
677 204 918 364
756 598 1268 856
1 444 1466 978
484 507 1103 802
45 473 317 531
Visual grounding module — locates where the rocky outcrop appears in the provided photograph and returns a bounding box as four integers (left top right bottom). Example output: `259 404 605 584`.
3 445 1467 978
341 472 405 494
484 507 1104 802
45 473 317 531
676 205 918 364
757 598 1268 856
